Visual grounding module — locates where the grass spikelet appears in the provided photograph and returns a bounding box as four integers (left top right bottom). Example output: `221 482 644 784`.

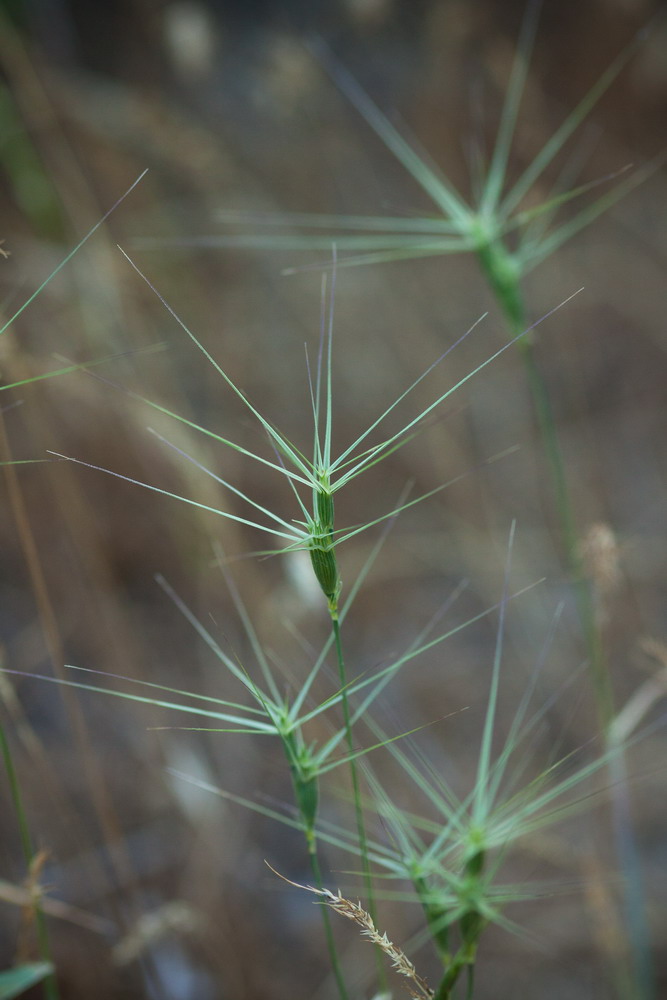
266 864 434 1000
580 522 622 621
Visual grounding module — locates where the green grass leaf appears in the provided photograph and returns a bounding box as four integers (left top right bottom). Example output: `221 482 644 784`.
0 964 54 1000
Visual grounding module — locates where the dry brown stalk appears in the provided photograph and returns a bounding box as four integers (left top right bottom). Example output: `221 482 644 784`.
16 849 49 962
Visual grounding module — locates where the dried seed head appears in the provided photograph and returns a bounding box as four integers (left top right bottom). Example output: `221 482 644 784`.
580 523 621 626
580 523 621 598
266 864 434 1000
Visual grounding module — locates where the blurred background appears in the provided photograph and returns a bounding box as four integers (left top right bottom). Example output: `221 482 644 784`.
0 0 666 997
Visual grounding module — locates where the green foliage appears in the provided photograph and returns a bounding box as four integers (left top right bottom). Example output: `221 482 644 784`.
0 964 54 1000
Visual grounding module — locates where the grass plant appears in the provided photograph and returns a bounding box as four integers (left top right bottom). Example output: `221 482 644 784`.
39 251 550 995
0 8 662 1000
147 5 655 721
11 243 630 998
131 5 656 727
127 6 661 994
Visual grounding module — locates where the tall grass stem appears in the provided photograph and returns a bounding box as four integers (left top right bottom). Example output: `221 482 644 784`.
306 837 350 1000
330 614 387 991
476 240 650 1000
0 721 59 1000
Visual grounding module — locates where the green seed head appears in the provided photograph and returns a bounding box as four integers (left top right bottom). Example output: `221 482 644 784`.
460 907 485 948
294 773 319 832
310 481 340 606
315 485 335 533
309 542 341 603
284 735 319 832
464 847 485 878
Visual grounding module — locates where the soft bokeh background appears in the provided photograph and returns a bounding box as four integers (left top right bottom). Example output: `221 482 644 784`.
0 0 666 997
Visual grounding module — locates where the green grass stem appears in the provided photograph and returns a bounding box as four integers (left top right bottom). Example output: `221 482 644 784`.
284 744 349 1000
475 236 652 1000
330 614 387 992
0 721 59 1000
475 235 614 726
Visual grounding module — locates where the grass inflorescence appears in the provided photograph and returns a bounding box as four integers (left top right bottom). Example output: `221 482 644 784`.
20 253 631 998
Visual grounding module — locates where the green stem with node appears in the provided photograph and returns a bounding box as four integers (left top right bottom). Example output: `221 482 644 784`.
282 731 348 1000
475 231 651 998
307 844 348 1000
329 614 387 990
474 230 613 728
413 874 450 964
433 849 487 1000
308 483 387 990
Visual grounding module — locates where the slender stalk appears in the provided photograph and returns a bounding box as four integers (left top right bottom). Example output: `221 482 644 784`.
282 732 348 1000
307 837 350 1000
608 740 655 1000
517 339 612 724
475 235 612 722
414 876 450 964
283 735 349 1000
308 471 387 988
432 849 485 1000
433 933 480 999
476 234 651 999
330 612 387 991
465 964 475 1000
0 720 59 1000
